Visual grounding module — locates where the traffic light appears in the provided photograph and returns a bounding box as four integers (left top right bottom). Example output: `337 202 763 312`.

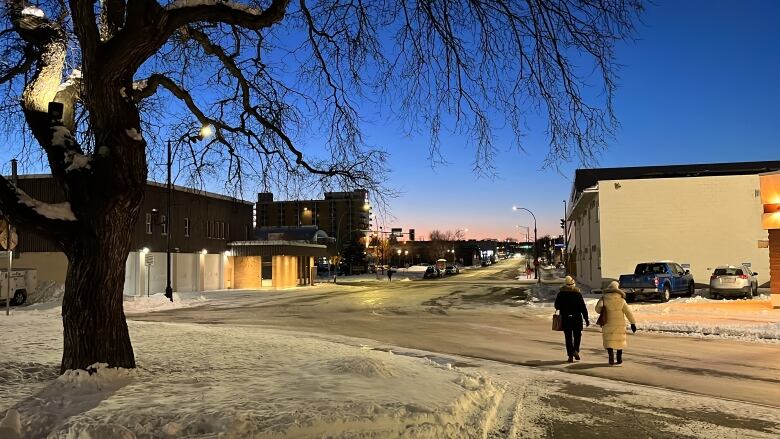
560 219 565 229
409 229 415 241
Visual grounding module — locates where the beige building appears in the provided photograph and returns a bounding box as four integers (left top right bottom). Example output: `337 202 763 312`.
567 161 780 290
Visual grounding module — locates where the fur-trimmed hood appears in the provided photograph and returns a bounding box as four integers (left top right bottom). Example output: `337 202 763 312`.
559 285 582 294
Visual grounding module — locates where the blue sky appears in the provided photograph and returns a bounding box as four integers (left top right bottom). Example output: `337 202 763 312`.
2 1 777 241
378 0 780 240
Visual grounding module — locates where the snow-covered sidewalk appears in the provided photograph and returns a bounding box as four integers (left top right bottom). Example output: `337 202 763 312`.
524 285 780 342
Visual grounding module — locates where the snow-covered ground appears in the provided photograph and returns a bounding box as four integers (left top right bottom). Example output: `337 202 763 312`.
2 302 779 438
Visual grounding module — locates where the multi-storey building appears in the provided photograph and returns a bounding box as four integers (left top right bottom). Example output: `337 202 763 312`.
11 175 254 295
567 161 780 290
255 190 371 248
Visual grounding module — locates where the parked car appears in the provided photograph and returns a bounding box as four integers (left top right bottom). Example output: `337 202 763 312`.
423 266 441 279
618 261 695 302
709 265 759 299
444 264 460 275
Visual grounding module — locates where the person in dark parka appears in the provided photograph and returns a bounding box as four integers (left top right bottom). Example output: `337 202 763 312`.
554 276 590 363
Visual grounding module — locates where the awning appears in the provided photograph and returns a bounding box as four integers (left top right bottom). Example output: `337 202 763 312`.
228 240 330 258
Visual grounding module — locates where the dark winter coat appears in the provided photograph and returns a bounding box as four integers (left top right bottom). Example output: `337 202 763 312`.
554 285 589 330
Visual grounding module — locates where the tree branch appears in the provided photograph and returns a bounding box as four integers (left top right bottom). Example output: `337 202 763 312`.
0 175 75 246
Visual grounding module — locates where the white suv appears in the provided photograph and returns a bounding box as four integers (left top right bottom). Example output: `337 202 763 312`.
709 265 758 300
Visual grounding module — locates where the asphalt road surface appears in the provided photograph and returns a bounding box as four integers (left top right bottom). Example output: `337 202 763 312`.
132 259 780 436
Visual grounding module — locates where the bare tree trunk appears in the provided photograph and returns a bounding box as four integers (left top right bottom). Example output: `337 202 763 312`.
60 204 140 373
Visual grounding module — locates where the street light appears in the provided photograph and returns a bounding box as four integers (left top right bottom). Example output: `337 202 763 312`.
562 199 567 271
161 125 214 302
512 206 539 282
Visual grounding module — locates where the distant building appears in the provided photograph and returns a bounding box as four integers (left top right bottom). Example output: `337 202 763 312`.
255 190 371 243
567 161 780 289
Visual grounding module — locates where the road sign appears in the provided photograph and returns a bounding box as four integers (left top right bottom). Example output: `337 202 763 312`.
145 254 155 266
0 220 17 251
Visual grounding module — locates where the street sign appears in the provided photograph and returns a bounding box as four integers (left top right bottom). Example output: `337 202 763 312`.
145 254 155 266
0 220 17 251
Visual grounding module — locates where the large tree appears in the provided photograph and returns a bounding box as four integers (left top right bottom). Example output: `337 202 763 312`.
0 0 643 372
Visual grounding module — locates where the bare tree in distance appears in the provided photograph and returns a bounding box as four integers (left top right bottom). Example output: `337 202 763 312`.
0 0 644 372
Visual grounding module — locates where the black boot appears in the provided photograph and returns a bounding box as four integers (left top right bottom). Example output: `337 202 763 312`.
607 348 614 365
616 350 623 365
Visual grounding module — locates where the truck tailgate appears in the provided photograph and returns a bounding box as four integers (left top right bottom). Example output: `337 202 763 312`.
619 274 656 289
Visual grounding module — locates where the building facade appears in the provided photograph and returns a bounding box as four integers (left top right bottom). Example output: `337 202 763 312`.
568 161 780 289
255 190 371 248
12 175 253 295
759 171 780 308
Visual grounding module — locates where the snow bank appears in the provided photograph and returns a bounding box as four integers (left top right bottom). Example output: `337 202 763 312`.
122 293 206 313
25 281 64 305
0 311 503 438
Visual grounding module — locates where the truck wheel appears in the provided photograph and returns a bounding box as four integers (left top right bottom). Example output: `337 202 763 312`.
685 282 694 297
626 293 636 303
660 285 671 303
12 289 27 306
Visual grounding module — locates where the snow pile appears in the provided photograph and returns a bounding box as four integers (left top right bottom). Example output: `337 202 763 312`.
58 363 136 392
26 280 64 304
0 310 503 438
122 293 206 313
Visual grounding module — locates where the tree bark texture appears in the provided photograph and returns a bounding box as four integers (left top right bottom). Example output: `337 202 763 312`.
60 196 141 372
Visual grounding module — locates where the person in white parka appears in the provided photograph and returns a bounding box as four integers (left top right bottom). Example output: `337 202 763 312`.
595 281 637 365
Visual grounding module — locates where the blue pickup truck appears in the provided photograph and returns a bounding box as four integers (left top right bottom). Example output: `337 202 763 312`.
618 262 695 302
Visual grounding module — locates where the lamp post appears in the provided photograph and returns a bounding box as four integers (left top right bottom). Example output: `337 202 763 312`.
162 125 214 301
512 206 539 282
562 199 567 271
164 140 173 302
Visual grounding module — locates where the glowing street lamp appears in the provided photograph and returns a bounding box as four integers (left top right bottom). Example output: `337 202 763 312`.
512 206 539 282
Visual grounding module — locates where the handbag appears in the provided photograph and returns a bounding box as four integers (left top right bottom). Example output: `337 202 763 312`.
596 306 607 327
552 310 563 331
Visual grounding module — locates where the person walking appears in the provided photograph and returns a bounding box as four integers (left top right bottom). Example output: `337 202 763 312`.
554 276 589 363
595 281 637 365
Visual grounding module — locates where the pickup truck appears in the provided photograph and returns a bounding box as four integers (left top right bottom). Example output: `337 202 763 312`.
618 262 695 303
0 268 37 306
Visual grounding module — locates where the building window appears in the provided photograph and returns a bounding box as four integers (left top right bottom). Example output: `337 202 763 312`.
226 223 230 240
207 221 212 238
145 213 152 234
220 222 225 240
184 218 190 237
161 215 167 235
